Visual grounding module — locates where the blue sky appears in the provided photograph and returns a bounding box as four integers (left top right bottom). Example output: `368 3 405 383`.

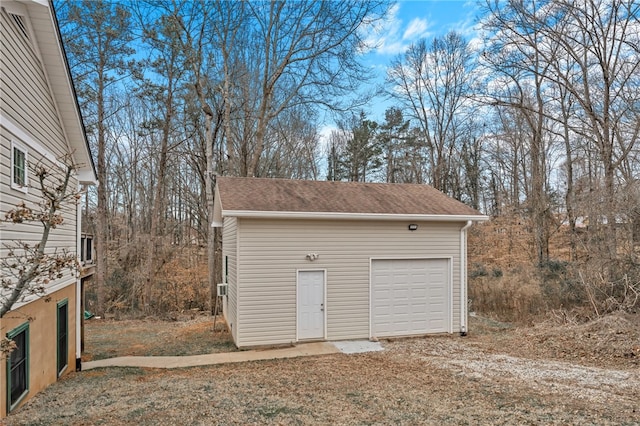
315 0 483 176
358 0 481 121
318 1 481 145
367 0 480 57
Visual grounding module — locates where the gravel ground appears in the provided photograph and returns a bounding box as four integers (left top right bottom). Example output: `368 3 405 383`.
5 313 640 425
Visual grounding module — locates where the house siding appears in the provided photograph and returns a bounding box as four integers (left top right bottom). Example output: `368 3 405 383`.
222 217 238 344
1 120 79 299
235 218 462 347
0 7 69 160
1 4 79 301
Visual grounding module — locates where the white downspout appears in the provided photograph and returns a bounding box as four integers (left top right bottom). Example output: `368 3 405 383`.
75 182 82 370
460 220 473 336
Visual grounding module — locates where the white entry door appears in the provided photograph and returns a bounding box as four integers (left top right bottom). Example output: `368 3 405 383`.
297 270 325 340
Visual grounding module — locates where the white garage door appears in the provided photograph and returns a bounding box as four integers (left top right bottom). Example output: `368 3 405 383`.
371 258 450 337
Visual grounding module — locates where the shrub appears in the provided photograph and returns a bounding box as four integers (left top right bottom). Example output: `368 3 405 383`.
469 267 546 323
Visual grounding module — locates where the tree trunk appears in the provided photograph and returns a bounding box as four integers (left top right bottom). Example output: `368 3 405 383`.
204 111 217 314
144 76 174 313
95 82 107 317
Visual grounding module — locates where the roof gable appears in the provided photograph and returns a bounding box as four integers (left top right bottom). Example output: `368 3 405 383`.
215 177 486 221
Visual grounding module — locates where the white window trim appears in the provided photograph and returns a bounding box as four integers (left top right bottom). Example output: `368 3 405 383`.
11 140 29 193
1 113 62 166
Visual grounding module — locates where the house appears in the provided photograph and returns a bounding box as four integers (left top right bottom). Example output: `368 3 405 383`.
0 0 96 417
213 177 488 349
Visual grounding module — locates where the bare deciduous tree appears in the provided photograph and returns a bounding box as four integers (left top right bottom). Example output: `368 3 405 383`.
58 0 135 316
481 0 640 269
481 2 557 264
251 1 386 176
387 32 477 195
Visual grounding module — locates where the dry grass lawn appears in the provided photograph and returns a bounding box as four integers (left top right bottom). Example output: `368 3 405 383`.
5 313 639 425
81 313 235 361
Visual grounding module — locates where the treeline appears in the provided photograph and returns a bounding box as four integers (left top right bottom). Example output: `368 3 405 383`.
55 0 639 318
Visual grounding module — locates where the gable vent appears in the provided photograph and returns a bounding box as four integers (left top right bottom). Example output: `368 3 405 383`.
10 13 29 39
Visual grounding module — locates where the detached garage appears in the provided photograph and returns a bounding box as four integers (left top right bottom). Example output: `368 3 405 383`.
214 177 487 348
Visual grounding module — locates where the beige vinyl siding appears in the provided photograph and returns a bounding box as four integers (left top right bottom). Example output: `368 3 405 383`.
1 127 78 299
1 7 79 301
0 8 69 161
222 217 238 344
1 129 78 249
236 218 462 347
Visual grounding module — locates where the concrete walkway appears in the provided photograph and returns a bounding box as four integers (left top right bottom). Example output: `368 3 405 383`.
82 342 340 371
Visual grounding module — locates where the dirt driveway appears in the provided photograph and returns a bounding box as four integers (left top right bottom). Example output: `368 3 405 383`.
6 314 640 425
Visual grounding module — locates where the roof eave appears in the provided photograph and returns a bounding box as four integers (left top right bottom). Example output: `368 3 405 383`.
221 210 489 222
77 169 98 186
30 1 97 184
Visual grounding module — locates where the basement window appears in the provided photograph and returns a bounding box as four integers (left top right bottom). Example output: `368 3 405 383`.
7 322 29 412
57 300 69 376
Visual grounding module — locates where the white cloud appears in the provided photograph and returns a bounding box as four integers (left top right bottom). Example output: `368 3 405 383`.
375 41 408 56
403 18 430 40
364 3 435 56
361 3 403 54
317 124 338 151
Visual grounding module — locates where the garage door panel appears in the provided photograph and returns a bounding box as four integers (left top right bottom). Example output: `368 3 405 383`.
394 291 409 300
411 287 427 297
371 259 450 337
429 304 445 314
374 287 391 297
